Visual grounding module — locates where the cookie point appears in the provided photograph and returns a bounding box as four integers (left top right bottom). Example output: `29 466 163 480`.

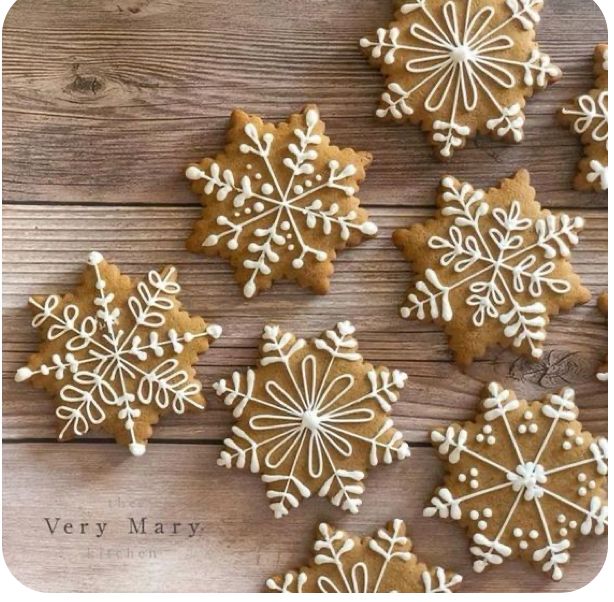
206 324 223 339
129 442 147 457
15 367 33 382
185 166 204 181
88 251 104 266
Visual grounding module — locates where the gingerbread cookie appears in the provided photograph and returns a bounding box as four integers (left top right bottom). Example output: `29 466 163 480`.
360 0 561 159
559 44 608 192
597 292 608 382
215 321 410 518
425 383 608 581
15 252 222 456
267 520 462 592
394 170 590 366
186 106 377 298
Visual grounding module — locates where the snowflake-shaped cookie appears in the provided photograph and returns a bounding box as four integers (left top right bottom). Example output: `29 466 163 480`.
185 106 378 298
360 0 561 158
15 252 222 456
559 44 608 191
597 292 608 382
267 520 462 593
393 170 590 365
215 321 410 518
425 383 608 581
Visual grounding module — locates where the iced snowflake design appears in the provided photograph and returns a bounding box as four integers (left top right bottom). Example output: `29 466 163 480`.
560 44 609 191
267 520 462 593
186 105 377 298
425 383 608 581
15 252 222 456
394 170 590 365
215 321 410 518
360 0 561 158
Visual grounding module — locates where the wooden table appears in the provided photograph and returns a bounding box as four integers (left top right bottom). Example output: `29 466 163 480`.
2 0 608 593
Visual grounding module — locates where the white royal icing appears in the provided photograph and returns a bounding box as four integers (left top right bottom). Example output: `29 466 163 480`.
266 520 463 592
187 107 377 297
425 383 608 581
401 176 584 359
361 0 560 157
16 253 222 456
215 321 410 518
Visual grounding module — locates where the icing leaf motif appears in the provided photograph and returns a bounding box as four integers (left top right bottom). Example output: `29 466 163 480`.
186 105 378 298
266 520 462 592
215 322 410 518
426 383 608 581
361 0 560 158
15 253 221 455
394 171 590 365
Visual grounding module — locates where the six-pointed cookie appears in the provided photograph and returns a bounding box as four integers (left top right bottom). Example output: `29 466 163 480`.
425 383 608 581
186 105 378 298
215 321 410 518
267 520 462 593
394 170 591 365
559 44 609 192
361 0 561 158
15 252 222 456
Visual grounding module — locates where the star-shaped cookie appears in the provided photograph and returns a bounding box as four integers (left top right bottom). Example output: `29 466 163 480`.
15 252 222 456
186 106 377 298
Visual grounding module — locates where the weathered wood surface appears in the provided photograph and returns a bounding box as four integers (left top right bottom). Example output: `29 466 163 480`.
2 444 608 593
2 0 608 593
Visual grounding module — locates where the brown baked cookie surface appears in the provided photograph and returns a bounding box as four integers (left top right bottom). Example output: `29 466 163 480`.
186 105 377 298
559 44 608 192
360 0 561 159
15 252 222 456
425 383 608 581
215 321 410 518
266 519 463 593
394 170 590 366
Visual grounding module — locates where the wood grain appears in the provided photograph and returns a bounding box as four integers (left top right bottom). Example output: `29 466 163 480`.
1 0 608 593
2 444 607 593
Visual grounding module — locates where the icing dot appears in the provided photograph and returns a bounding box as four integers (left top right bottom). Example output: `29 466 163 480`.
476 434 485 443
562 441 572 451
469 510 480 521
470 480 479 490
578 487 587 496
483 425 492 435
529 424 538 434
305 179 313 188
470 468 479 477
575 437 584 446
589 480 596 490
458 474 467 483
569 521 578 529
280 221 291 231
246 163 253 170
293 185 304 195
255 173 262 180
254 202 265 213
478 521 487 531
286 233 292 240
559 528 568 537
261 183 274 195
565 428 575 438
288 244 295 251
524 411 533 420
577 473 587 482
487 436 496 445
234 212 240 218
519 541 529 550
529 530 539 540
244 207 252 215
557 514 566 524
316 174 322 182
518 424 527 435
513 528 523 538
483 508 493 518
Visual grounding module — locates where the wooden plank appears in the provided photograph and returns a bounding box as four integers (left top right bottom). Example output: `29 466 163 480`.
2 204 608 441
2 0 608 206
2 444 607 593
